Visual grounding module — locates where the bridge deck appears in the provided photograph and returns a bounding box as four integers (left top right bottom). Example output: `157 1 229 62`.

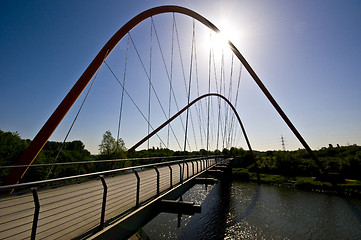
0 159 215 239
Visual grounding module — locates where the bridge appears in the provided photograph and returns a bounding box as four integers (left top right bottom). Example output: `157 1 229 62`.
1 156 232 239
0 5 327 239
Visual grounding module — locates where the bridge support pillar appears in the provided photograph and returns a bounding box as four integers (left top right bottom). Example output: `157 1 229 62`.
194 177 218 185
206 169 224 178
160 199 201 215
213 165 228 171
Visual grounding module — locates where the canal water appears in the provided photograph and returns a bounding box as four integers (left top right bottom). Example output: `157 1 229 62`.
141 180 361 239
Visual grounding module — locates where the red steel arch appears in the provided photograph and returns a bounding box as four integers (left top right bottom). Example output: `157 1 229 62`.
4 5 323 189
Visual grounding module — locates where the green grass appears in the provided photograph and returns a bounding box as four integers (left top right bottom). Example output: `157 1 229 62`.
232 168 361 197
232 168 250 181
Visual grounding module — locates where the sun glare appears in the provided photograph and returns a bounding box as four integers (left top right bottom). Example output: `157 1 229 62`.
205 21 240 52
212 31 230 49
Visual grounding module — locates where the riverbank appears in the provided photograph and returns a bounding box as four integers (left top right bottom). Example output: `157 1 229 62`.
232 168 361 197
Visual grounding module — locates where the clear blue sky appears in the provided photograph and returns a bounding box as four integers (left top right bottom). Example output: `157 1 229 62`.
1 0 360 154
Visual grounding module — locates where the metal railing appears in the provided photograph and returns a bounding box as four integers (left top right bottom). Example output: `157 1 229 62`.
0 155 196 169
0 155 208 183
0 156 220 240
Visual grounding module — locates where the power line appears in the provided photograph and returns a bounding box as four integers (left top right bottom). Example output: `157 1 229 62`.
281 135 286 151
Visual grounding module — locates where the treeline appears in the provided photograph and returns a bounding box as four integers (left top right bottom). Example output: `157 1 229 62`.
2 129 360 184
0 130 93 183
128 148 216 158
225 144 361 180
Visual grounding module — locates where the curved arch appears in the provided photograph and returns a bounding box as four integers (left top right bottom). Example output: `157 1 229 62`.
4 5 322 189
128 93 257 166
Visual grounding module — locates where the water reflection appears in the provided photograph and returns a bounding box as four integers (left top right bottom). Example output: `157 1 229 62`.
141 181 361 239
224 182 361 239
345 198 361 224
178 179 232 239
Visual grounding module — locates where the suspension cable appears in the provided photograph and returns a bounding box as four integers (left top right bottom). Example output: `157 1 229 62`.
104 61 167 149
181 20 195 183
193 33 205 149
45 50 109 180
225 54 234 148
116 35 130 157
151 17 185 149
128 32 182 150
174 15 193 151
147 19 153 150
167 14 175 148
214 49 221 151
207 32 212 153
221 47 227 150
189 23 198 151
230 63 243 146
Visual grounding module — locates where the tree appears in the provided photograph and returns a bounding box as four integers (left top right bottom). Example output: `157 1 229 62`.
0 130 29 183
98 130 126 159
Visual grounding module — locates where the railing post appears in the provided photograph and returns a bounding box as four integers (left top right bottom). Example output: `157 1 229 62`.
31 188 40 240
133 170 140 208
168 165 172 188
99 175 107 230
154 166 160 196
185 162 189 179
177 163 182 183
191 161 194 176
196 160 199 173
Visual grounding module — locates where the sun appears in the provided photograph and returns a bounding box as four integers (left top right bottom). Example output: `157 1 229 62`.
211 31 230 50
205 21 241 52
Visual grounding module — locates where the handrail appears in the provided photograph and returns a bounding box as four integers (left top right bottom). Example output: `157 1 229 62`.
0 155 206 169
0 156 220 192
